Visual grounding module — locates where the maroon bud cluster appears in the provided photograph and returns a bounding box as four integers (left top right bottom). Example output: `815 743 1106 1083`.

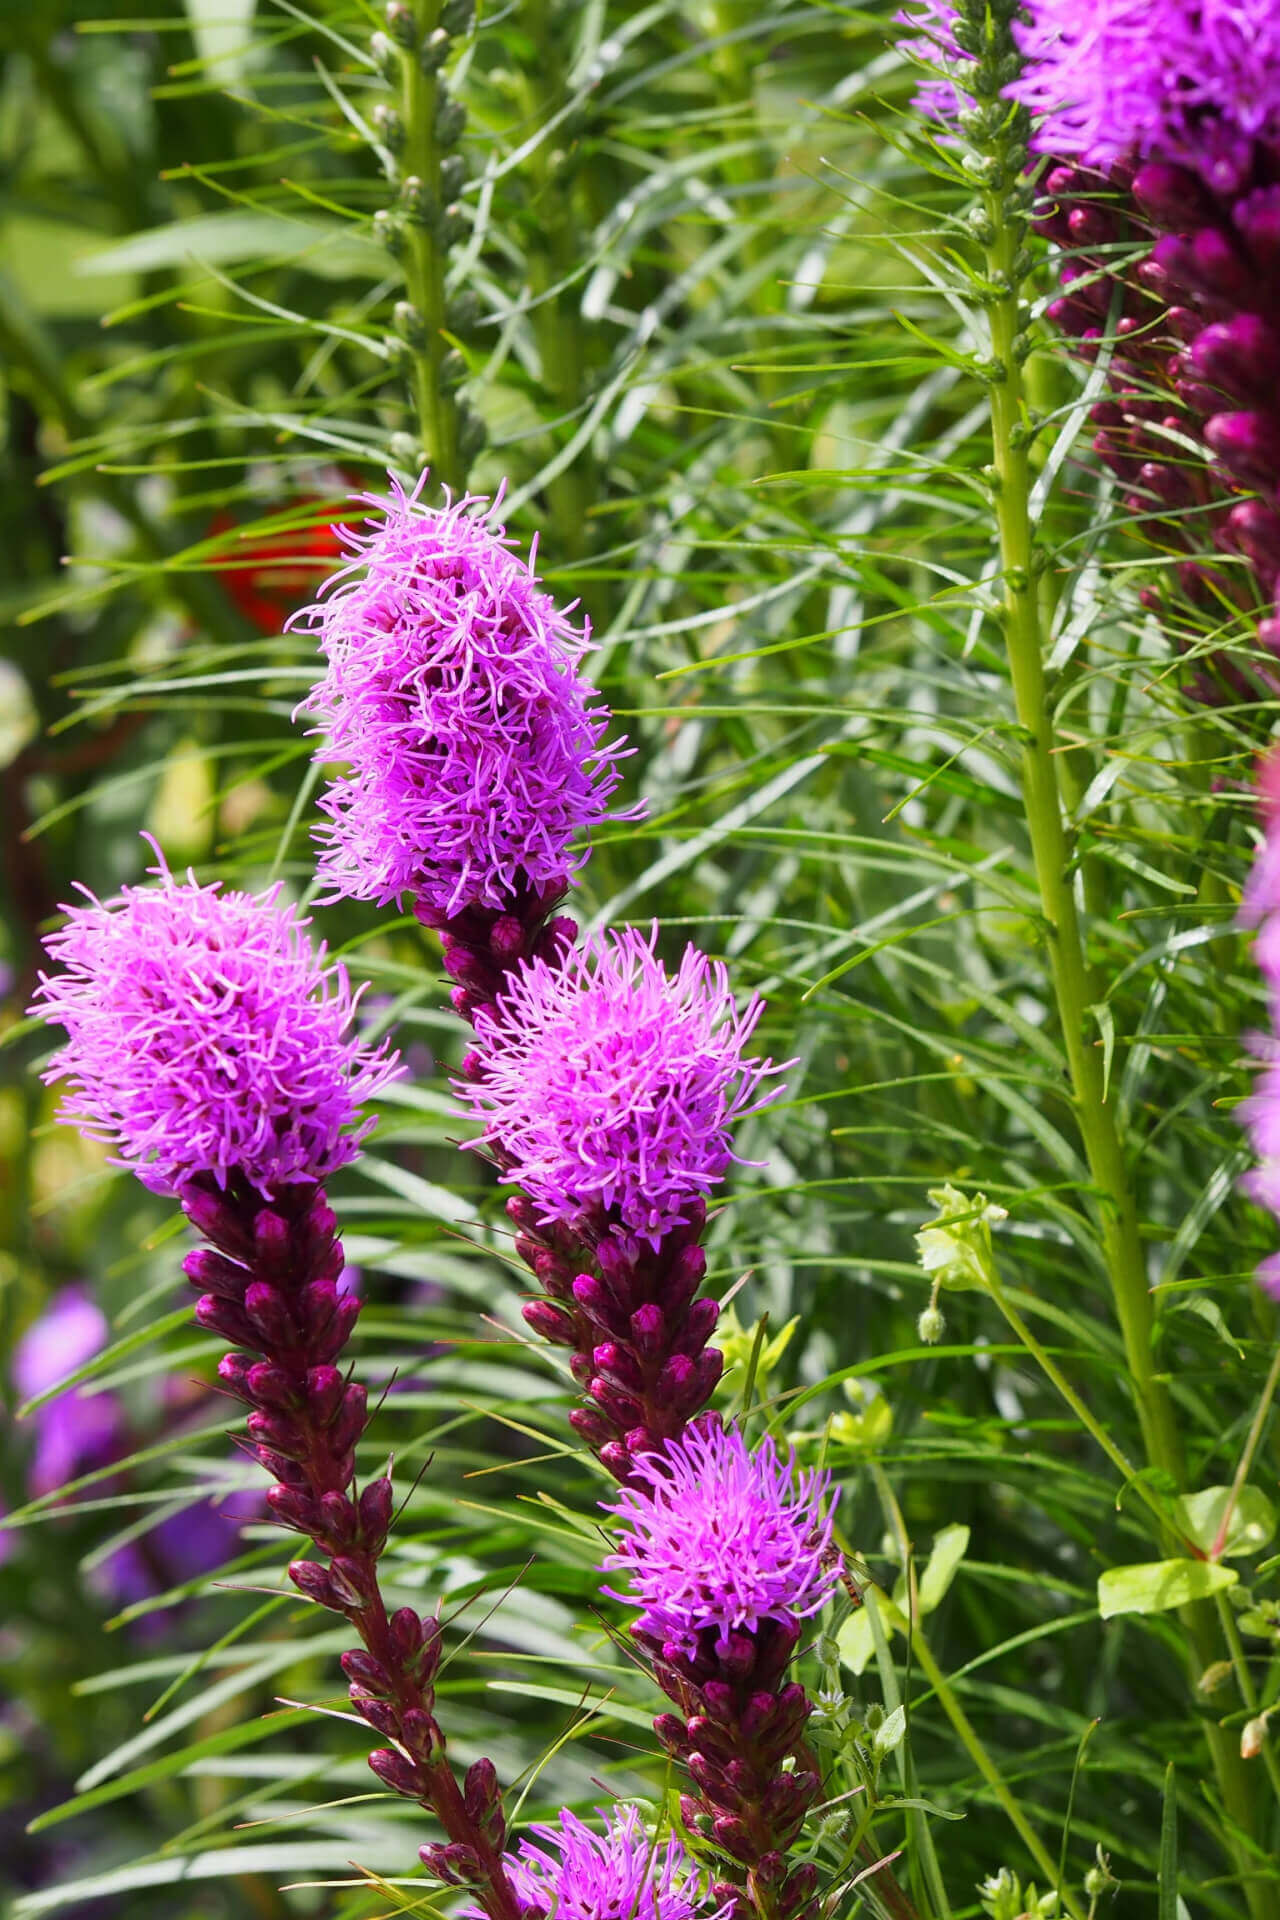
637 1614 820 1920
507 1195 724 1483
179 1172 522 1920
1035 144 1280 698
414 869 576 1027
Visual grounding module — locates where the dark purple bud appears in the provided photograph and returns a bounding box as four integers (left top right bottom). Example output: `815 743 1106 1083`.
329 1381 369 1454
254 1446 306 1485
359 1476 394 1546
571 1274 626 1335
341 1648 391 1692
183 1246 248 1297
506 1194 543 1235
688 1751 736 1805
252 1207 293 1268
711 1814 757 1863
592 1341 643 1391
653 1353 695 1408
302 1198 339 1253
489 915 525 960
388 1605 425 1660
420 1843 483 1884
1152 229 1255 306
1225 500 1280 579
692 1347 724 1403
753 1852 787 1888
288 1560 342 1608
247 1409 304 1458
1205 410 1280 493
778 1865 818 1917
568 1405 615 1447
629 1302 665 1357
369 1746 425 1798
180 1184 253 1256
326 1555 369 1606
569 1352 594 1387
522 1298 577 1345
663 1242 706 1311
720 1630 759 1680
463 1757 499 1820
588 1377 643 1430
400 1707 445 1762
351 1687 401 1738
1131 161 1215 230
194 1293 255 1346
1190 317 1280 403
244 1281 295 1350
305 1364 346 1424
216 1353 254 1402
654 1712 689 1753
318 1489 358 1546
245 1361 296 1411
309 1293 361 1364
699 1680 736 1725
1235 185 1280 275
675 1295 720 1356
265 1483 318 1532
598 1439 633 1480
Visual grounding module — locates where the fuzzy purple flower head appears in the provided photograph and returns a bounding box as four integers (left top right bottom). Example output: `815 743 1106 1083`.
295 473 631 917
457 926 785 1247
30 847 399 1197
470 1808 728 1920
601 1417 838 1657
1008 0 1280 191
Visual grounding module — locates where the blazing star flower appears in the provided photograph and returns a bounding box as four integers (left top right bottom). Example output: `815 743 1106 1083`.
472 1807 726 1920
458 926 784 1246
30 848 399 1197
1008 0 1280 190
898 0 973 127
294 473 630 916
601 1418 837 1656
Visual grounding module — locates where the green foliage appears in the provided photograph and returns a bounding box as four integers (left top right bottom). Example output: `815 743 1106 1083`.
2 2 1280 1918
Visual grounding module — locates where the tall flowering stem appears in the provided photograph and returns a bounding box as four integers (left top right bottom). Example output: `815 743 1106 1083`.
29 863 523 1920
372 0 482 488
458 927 784 1482
920 0 1269 1902
602 1420 836 1920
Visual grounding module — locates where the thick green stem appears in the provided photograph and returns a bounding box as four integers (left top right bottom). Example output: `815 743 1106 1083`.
973 115 1267 1919
519 0 594 555
397 0 462 488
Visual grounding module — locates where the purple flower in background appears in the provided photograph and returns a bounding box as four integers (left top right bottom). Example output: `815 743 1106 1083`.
295 474 630 916
1009 0 1280 191
898 0 972 128
458 927 784 1247
601 1416 837 1657
29 848 399 1197
471 1807 726 1920
1239 748 1280 1300
13 1286 120 1497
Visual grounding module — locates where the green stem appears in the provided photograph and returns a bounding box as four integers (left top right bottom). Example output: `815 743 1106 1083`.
519 0 594 556
907 1626 1088 1920
967 67 1266 1912
870 1463 1080 1918
398 0 462 488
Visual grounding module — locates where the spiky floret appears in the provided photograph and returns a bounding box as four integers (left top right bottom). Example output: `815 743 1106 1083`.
30 850 399 1196
457 926 784 1247
601 1417 837 1656
1008 0 1280 189
474 1807 728 1920
294 473 630 916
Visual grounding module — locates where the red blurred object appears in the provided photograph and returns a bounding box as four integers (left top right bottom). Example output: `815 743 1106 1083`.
210 502 347 633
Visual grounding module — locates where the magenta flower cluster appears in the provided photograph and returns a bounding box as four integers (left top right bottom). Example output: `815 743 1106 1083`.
459 926 784 1247
602 1418 837 1657
474 1808 727 1920
1008 0 1280 192
30 855 399 1197
295 475 628 917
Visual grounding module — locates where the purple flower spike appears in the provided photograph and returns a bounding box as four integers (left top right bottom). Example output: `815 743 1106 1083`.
30 848 399 1197
602 1417 837 1657
459 926 785 1247
470 1808 728 1920
1009 0 1280 191
295 473 631 916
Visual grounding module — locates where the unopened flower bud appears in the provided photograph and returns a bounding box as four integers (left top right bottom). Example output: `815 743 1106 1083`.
917 1303 946 1344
